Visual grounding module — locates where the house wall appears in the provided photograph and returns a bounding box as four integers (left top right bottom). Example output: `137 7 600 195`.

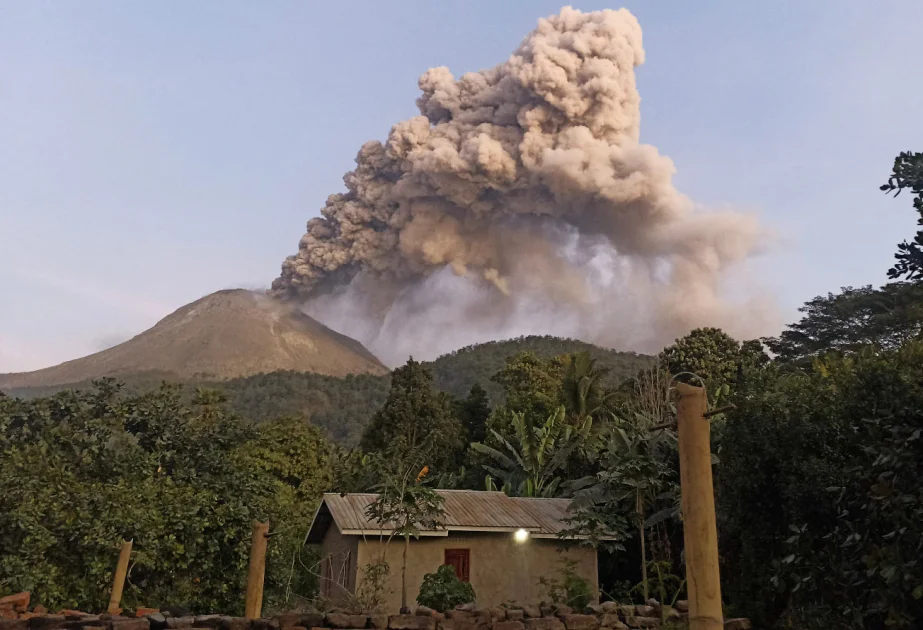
354 532 598 612
319 524 359 604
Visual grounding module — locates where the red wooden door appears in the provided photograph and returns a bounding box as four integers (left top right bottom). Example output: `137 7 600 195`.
444 549 470 582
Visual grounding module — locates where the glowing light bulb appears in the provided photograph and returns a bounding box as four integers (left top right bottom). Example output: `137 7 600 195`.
514 528 530 543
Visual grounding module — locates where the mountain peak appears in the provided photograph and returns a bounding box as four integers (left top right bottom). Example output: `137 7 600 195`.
0 290 388 390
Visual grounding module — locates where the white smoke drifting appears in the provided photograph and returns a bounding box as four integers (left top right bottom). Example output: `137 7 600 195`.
273 6 776 365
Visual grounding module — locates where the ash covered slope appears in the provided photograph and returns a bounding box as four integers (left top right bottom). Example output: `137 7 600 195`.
0 289 388 390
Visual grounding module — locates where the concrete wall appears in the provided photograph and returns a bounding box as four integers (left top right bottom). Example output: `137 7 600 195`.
353 532 598 612
319 524 359 604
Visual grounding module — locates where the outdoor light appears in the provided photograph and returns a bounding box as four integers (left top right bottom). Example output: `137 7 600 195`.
514 528 530 543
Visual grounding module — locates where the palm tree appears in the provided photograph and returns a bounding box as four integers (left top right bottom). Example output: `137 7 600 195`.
561 352 614 424
472 406 591 497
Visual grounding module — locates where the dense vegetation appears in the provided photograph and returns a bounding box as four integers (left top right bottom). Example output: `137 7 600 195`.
4 336 649 446
2 151 923 628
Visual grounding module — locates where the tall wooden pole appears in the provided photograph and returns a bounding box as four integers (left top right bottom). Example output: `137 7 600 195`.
108 539 133 614
245 521 270 619
676 383 723 630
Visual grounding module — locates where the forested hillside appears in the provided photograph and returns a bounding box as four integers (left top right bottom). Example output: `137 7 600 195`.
4 336 651 445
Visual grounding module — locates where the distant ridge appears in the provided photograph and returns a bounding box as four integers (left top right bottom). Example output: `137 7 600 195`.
0 289 388 390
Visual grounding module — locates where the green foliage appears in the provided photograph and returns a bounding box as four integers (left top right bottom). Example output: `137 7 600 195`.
628 561 685 607
0 381 334 613
539 560 595 610
427 336 652 401
659 327 765 387
350 560 391 614
360 358 465 473
474 406 589 497
455 383 491 445
561 351 615 423
764 283 923 365
881 151 923 280
416 565 476 612
718 345 923 628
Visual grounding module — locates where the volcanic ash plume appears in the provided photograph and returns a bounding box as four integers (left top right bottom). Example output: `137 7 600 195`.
272 6 775 365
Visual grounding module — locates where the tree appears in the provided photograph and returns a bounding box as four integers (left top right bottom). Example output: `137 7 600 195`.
455 383 491 446
659 327 766 388
764 283 923 365
473 406 589 497
365 462 445 613
0 382 272 613
360 358 464 473
567 418 677 602
561 351 614 424
881 151 923 280
234 417 335 608
718 344 923 628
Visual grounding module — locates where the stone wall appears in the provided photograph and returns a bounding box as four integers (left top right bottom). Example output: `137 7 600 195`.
0 593 752 630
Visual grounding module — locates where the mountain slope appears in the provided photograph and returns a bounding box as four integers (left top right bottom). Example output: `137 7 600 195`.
0 289 388 389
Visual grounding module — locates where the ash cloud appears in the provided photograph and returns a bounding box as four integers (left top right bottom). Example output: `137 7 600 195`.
273 6 776 365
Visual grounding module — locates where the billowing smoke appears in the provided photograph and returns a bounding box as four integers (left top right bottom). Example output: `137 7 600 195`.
273 6 776 365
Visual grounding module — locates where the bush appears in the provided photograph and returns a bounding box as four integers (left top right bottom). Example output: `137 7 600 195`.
416 565 476 612
539 560 595 610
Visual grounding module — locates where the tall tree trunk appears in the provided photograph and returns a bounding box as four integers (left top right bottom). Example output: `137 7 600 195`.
638 490 649 602
401 534 410 613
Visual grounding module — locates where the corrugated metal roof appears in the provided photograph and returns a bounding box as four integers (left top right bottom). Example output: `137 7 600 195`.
307 490 594 542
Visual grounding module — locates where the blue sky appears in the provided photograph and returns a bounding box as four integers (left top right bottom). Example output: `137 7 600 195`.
1 1 921 372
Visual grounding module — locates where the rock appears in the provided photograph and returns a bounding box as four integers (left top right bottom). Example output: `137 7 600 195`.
218 618 248 630
505 611 523 623
249 620 279 630
32 609 47 617
632 607 655 619
326 616 368 630
622 618 659 629
561 616 596 630
414 608 434 619
599 603 618 616
388 617 435 630
193 617 223 629
492 623 523 630
368 617 388 630
0 595 30 614
29 616 68 630
0 612 19 622
723 620 751 630
296 617 322 630
161 611 191 621
488 610 506 622
520 609 540 621
133 611 157 620
274 614 302 629
166 619 195 630
0 621 27 630
672 602 688 614
551 608 572 620
454 606 475 614
145 614 167 630
111 620 150 630
523 620 564 630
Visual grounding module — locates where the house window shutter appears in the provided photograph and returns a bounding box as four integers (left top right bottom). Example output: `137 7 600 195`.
444 549 470 582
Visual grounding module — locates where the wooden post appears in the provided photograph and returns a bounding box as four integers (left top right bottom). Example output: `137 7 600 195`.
245 521 269 619
108 539 133 614
676 383 723 630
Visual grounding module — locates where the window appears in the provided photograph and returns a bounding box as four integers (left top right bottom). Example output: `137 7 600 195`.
444 548 470 582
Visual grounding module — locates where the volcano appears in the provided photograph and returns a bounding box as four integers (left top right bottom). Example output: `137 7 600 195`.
0 289 388 390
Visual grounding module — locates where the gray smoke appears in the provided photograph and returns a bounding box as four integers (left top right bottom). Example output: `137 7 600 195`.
273 6 776 365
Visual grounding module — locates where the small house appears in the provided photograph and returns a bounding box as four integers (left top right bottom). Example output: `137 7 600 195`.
306 490 603 611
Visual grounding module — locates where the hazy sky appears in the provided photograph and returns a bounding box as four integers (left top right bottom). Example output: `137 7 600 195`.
2 1 922 372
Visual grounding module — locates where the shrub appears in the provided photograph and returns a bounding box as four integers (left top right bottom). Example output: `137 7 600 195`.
416 565 476 612
539 560 595 610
